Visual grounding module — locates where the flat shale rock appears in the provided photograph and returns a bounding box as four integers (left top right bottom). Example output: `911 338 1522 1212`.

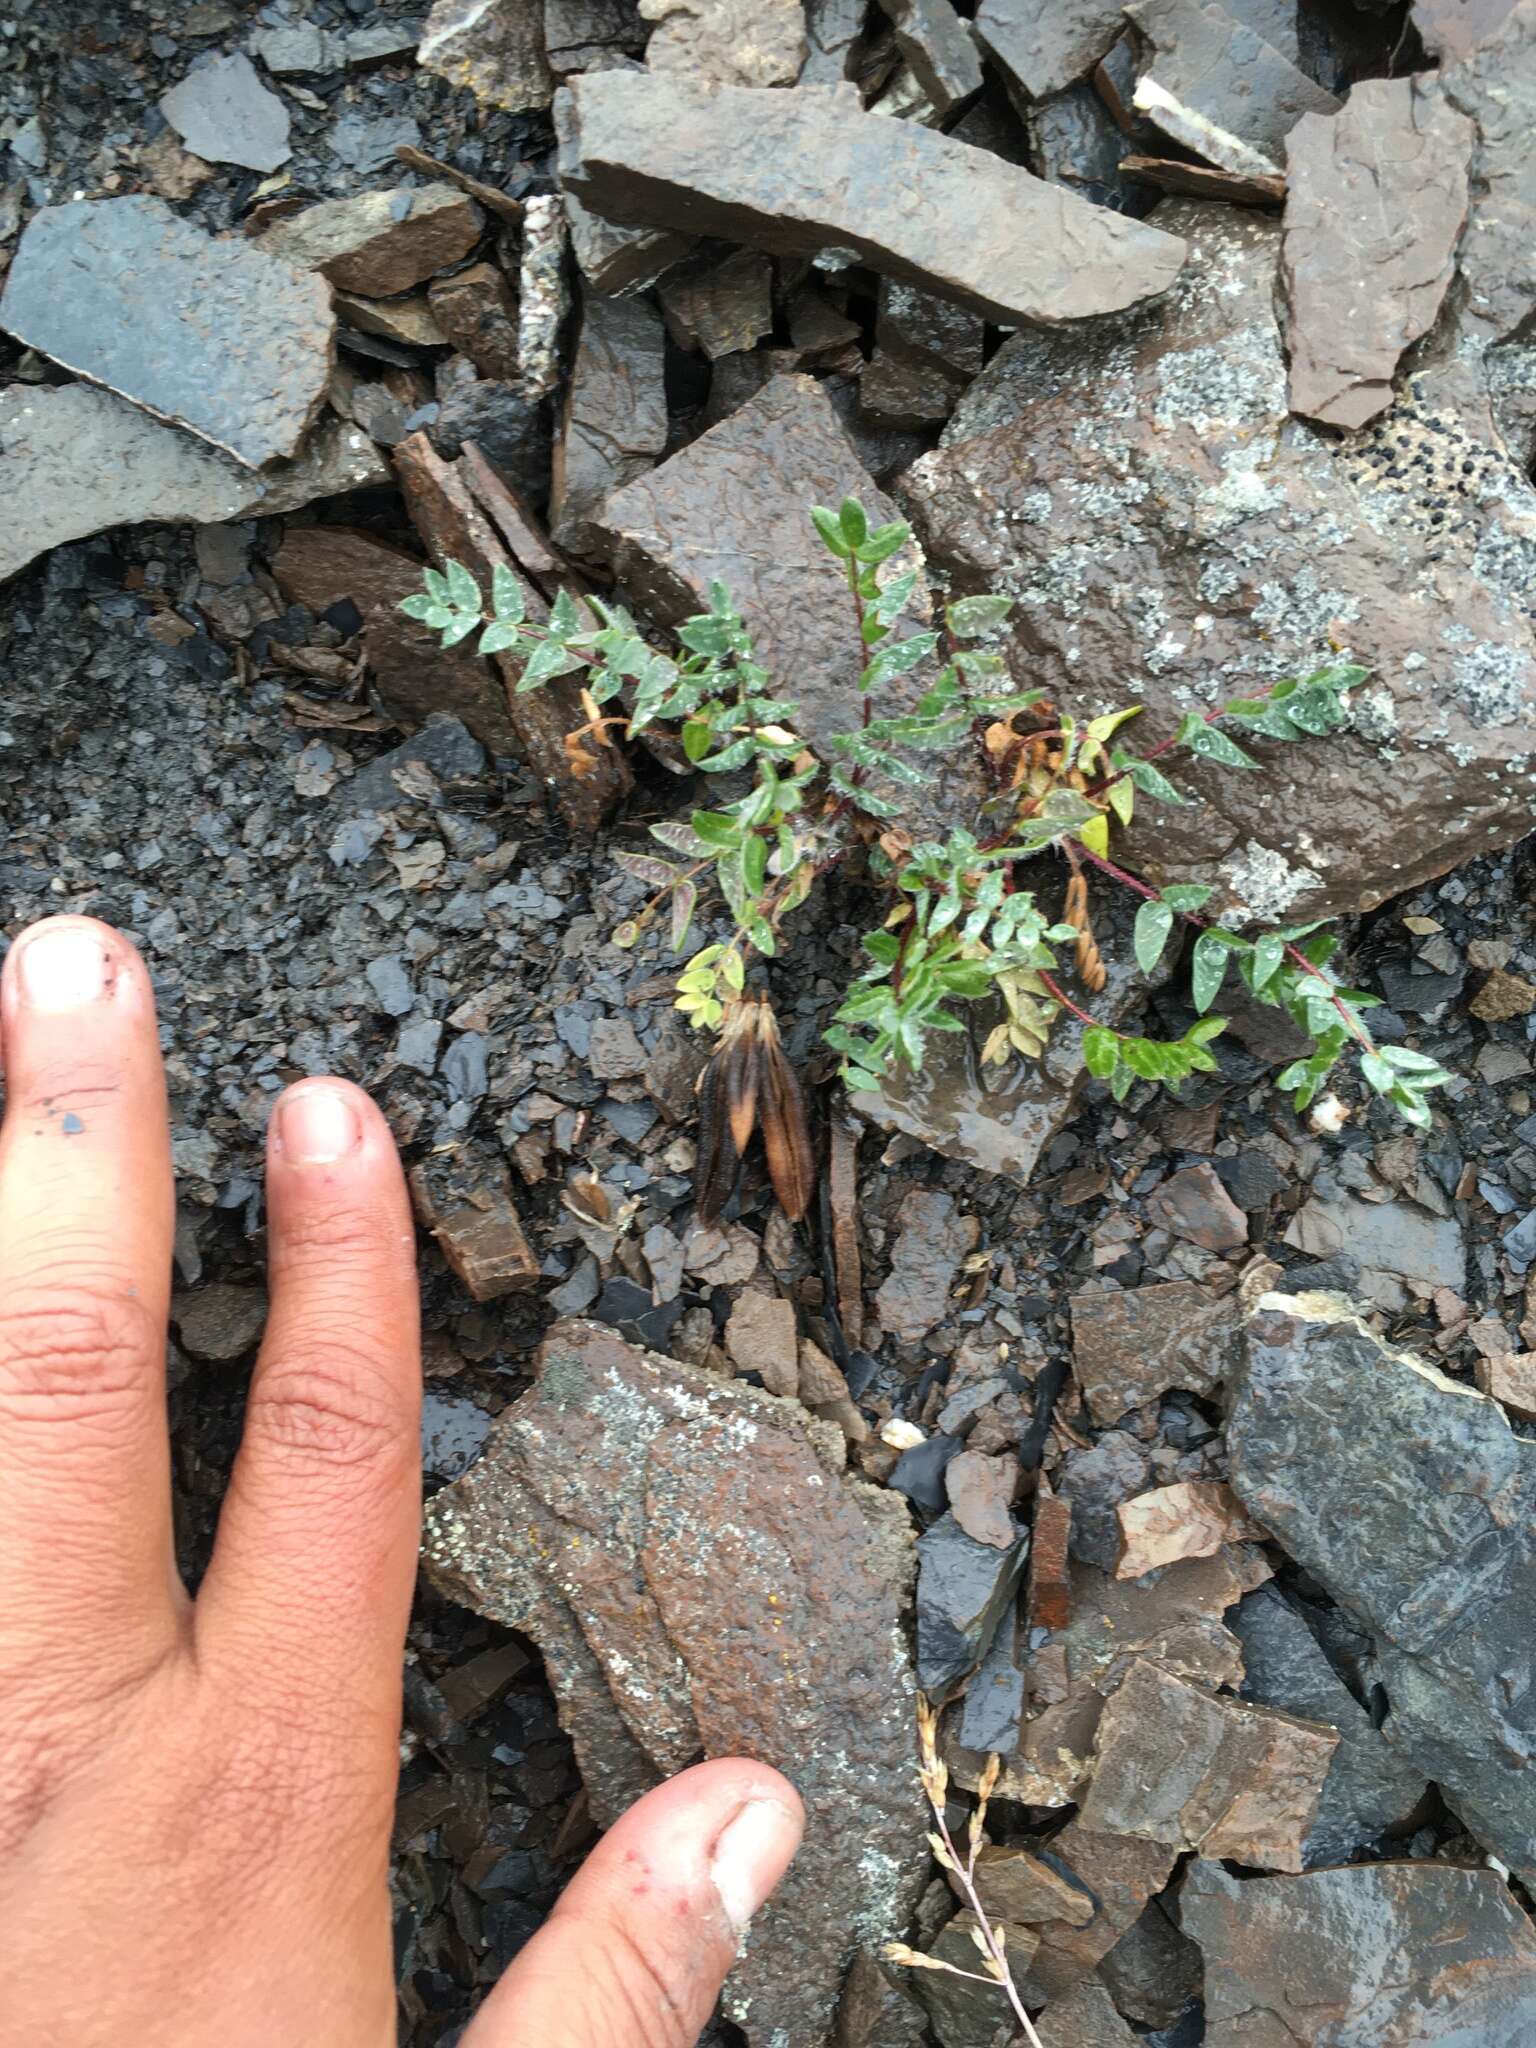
863 280 984 431
1179 1858 1536 2046
875 1189 977 1344
1440 0 1536 346
1283 78 1473 429
1079 1657 1337 1871
409 1159 540 1300
593 374 931 761
1 197 332 470
915 1509 1027 1697
1036 1982 1137 2048
1231 1581 1430 1867
0 383 386 585
1230 1292 1536 1875
557 71 1186 327
425 1318 925 2046
159 52 291 173
906 199 1536 922
418 0 555 110
1127 0 1339 176
659 247 774 359
1021 1820 1181 2004
1413 0 1521 60
427 261 521 380
1070 1281 1235 1426
549 290 668 552
973 0 1127 99
876 0 983 116
1114 1479 1265 1578
639 0 808 85
258 184 484 298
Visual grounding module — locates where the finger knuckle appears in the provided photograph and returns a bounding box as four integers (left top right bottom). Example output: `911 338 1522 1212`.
276 1199 395 1274
0 1285 157 1439
246 1344 413 1480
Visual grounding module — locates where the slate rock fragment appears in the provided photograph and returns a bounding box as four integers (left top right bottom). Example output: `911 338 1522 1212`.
410 1158 541 1301
558 71 1187 327
973 0 1127 99
875 1189 977 1346
1283 1187 1466 1292
1146 1163 1248 1250
546 0 648 73
1077 1657 1338 1871
1114 1480 1265 1579
1096 1899 1201 2032
945 1450 1020 1550
831 1949 928 2048
1036 1982 1137 2048
862 280 984 431
1441 0 1536 345
906 198 1536 923
915 1912 1039 2048
1230 1292 1536 1875
428 261 522 380
425 1318 925 2047
1476 1349 1536 1417
658 247 774 359
1024 83 1143 214
257 184 485 298
1283 77 1473 429
1070 1281 1234 1426
876 0 983 116
915 1509 1027 1697
0 383 387 585
1020 1821 1180 2004
640 0 808 84
1179 1857 1536 2046
1413 0 1521 59
549 291 668 552
969 1847 1094 1928
724 1287 800 1397
171 1283 267 1362
1127 0 1339 175
1231 1580 1430 1866
159 52 291 173
1 198 333 470
418 0 555 110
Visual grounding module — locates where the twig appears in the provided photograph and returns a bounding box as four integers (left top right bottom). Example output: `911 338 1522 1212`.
1036 966 1100 1031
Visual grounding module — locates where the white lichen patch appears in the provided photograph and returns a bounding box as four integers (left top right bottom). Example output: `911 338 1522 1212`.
1219 839 1320 927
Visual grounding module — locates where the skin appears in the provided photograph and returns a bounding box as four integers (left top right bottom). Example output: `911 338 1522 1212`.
0 916 802 2048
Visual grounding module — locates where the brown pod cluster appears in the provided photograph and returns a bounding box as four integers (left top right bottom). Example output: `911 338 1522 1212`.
696 994 816 1226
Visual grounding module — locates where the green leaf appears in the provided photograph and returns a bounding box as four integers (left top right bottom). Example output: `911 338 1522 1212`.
445 559 482 613
946 595 1013 639
682 717 714 764
1124 756 1187 804
1106 778 1135 827
1160 884 1213 913
1251 933 1284 990
1078 811 1110 857
1083 1025 1120 1080
862 631 940 689
612 919 640 950
676 613 734 657
1184 721 1258 769
1360 1052 1396 1094
697 736 756 772
491 563 525 623
440 613 478 648
517 638 582 690
863 930 902 965
422 567 450 604
670 880 697 951
858 520 909 564
613 850 680 887
1377 1045 1443 1072
1191 930 1234 1014
839 497 869 546
811 505 852 557
1134 899 1174 975
478 619 522 656
742 832 768 896
398 592 436 621
1186 1016 1227 1045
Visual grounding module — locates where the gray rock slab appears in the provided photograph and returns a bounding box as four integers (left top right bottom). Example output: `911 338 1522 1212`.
418 0 555 110
1283 1186 1465 1291
915 1508 1028 1697
0 383 386 585
1231 1581 1430 1866
549 290 668 551
256 183 485 298
877 0 983 115
557 70 1187 327
1441 0 1536 345
973 0 1127 99
640 0 808 85
0 197 333 468
1413 0 1521 61
1284 77 1474 429
1230 1291 1536 1876
905 199 1536 924
159 51 291 173
1127 0 1339 176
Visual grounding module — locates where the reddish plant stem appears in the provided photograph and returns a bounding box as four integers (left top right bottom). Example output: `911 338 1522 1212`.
1036 966 1100 1031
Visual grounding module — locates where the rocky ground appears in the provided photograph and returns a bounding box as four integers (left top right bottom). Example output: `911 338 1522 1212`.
4 0 1536 2043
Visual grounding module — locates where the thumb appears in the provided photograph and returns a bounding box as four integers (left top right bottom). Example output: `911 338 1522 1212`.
462 1758 804 2048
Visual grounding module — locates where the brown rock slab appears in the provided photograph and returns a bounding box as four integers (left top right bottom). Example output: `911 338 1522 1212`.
1475 1350 1536 1417
1283 77 1473 430
1146 1163 1248 1251
558 70 1187 327
831 1949 928 2048
640 0 807 83
418 0 555 110
1021 1820 1180 2003
1027 1484 1074 1636
1079 1657 1337 1871
334 290 449 348
1 197 333 470
970 1845 1094 1928
973 0 1126 99
1413 0 1521 59
258 184 484 298
945 1450 1020 1549
659 247 774 359
875 1189 978 1346
428 260 521 379
0 382 388 585
1120 153 1285 204
271 525 516 750
1470 967 1536 1019
159 51 291 173
724 1287 800 1397
863 279 984 430
1070 1281 1235 1426
1036 1981 1138 2048
915 1911 1039 2047
424 1318 926 2046
876 0 983 115
1180 1857 1536 2044
549 290 668 552
410 1158 540 1300
1115 1480 1267 1579
393 429 631 830
1127 0 1339 176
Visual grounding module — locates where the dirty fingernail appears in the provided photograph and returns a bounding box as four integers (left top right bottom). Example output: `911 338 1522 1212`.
14 924 115 1010
708 1798 802 1933
275 1084 363 1166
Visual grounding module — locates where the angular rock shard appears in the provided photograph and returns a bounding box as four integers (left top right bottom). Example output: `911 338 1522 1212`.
425 1318 925 2047
256 183 484 298
418 0 555 110
1070 1281 1234 1426
863 278 984 430
906 199 1536 924
0 382 388 585
1114 1479 1266 1579
409 1158 540 1299
159 52 291 173
1 197 333 469
876 0 983 116
973 0 1127 99
1127 0 1339 175
1441 0 1536 345
1077 1656 1338 1871
640 0 807 83
1230 1291 1536 1876
549 290 668 552
1180 1858 1536 2046
1413 0 1521 59
1283 77 1473 429
557 70 1186 327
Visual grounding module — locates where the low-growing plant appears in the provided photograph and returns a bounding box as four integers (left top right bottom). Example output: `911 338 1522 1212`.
402 505 1451 1210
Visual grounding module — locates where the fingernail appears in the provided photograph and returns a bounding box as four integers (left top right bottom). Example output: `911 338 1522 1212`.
275 1084 363 1166
14 924 115 1009
709 1799 802 1934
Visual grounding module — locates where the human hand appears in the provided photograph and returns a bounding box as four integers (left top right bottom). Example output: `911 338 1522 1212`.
0 916 802 2048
